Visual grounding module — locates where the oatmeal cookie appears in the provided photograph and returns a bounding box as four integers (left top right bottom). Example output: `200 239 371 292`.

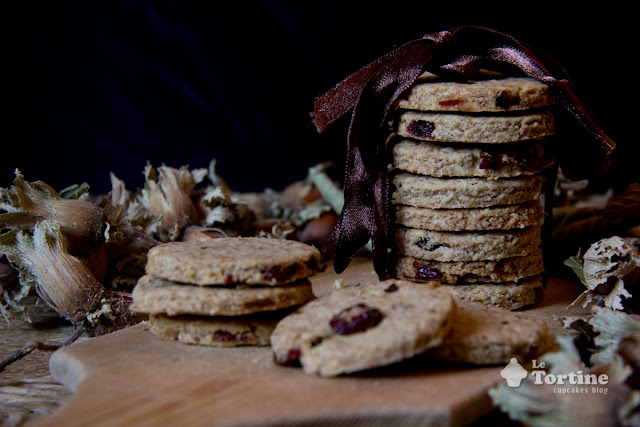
391 138 552 179
397 77 555 113
396 110 555 143
394 250 544 284
394 201 543 231
424 301 556 364
145 237 323 286
395 226 541 262
131 275 315 316
271 280 456 376
391 173 545 209
443 275 545 310
148 311 287 347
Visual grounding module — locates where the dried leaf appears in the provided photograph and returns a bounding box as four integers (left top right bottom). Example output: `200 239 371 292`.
58 182 91 199
99 172 159 239
589 306 640 366
569 237 640 311
563 249 586 285
551 183 640 264
307 162 344 215
552 213 611 255
197 160 255 235
138 163 207 241
489 333 640 427
552 205 603 231
603 183 640 226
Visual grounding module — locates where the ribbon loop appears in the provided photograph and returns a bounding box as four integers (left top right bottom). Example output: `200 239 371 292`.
438 55 484 79
423 30 456 47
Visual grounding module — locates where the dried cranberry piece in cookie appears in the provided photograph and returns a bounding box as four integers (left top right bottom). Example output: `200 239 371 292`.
406 120 435 139
415 236 444 251
213 330 236 342
330 303 383 335
479 153 500 170
438 99 464 107
495 90 521 109
261 264 300 282
276 348 302 366
213 330 251 343
413 261 443 281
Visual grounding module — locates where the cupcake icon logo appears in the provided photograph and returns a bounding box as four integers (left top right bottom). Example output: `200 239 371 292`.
500 358 528 387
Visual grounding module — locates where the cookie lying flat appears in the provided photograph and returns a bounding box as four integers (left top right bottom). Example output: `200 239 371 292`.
148 311 287 347
397 110 555 143
131 275 315 316
145 237 323 286
271 280 456 376
391 173 545 209
394 250 544 284
423 301 556 364
394 201 543 232
392 139 552 179
443 275 545 310
397 77 555 113
395 226 541 262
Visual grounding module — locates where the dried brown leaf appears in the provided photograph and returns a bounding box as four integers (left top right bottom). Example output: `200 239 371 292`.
603 183 640 227
551 183 640 264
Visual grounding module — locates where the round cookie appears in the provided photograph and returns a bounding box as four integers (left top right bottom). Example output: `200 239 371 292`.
396 77 555 113
145 237 323 286
394 250 544 284
443 275 545 310
271 280 456 377
148 311 285 347
394 201 544 231
396 110 555 143
391 173 545 209
391 138 552 179
131 275 315 316
395 226 541 262
423 301 556 364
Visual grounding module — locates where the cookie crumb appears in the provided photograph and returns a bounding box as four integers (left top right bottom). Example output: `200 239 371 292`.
332 278 346 289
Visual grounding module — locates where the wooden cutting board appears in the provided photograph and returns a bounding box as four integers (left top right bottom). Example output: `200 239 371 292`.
39 257 590 427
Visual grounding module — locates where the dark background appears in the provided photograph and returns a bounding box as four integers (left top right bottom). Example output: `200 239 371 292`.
6 1 637 196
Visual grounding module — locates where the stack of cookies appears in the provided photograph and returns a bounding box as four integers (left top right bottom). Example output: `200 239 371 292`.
390 73 556 310
130 237 323 347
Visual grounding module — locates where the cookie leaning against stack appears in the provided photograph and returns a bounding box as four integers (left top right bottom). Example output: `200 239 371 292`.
390 73 555 310
423 301 556 365
130 237 323 347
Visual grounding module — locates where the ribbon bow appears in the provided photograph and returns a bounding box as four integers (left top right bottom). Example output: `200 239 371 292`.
312 25 616 278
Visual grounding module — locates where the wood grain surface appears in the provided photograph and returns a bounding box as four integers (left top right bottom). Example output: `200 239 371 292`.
34 257 590 427
0 319 76 426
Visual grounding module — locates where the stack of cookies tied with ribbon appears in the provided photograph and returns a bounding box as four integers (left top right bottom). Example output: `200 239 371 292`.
130 237 323 347
389 73 556 309
311 26 616 310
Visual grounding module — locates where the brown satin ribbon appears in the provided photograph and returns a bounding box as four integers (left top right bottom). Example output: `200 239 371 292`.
312 25 616 278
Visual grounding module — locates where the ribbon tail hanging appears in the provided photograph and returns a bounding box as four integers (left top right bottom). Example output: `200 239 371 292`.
328 39 438 277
